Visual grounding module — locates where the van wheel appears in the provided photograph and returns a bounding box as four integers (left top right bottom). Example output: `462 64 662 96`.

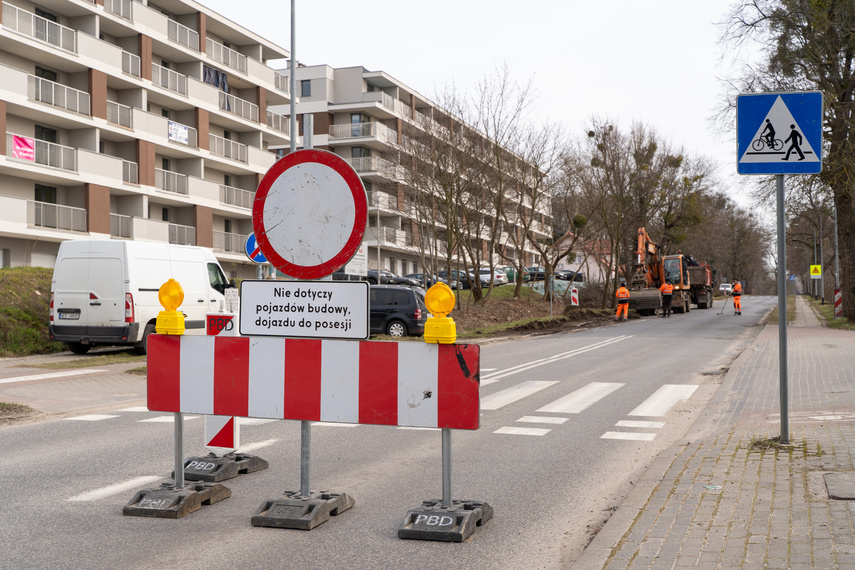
386 320 408 337
134 323 156 355
68 342 91 355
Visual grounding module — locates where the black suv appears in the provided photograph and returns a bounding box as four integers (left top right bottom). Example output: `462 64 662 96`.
370 285 428 337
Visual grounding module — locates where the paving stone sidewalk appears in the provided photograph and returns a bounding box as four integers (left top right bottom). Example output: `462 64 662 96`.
577 296 855 569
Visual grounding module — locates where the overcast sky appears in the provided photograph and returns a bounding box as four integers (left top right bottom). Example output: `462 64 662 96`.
200 0 745 201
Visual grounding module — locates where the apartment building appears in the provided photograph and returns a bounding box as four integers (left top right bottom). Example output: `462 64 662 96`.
0 0 291 278
277 64 550 279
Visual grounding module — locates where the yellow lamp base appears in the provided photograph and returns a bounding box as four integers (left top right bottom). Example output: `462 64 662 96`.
424 316 456 344
156 310 186 335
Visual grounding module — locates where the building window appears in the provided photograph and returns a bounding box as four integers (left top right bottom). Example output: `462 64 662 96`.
35 8 58 22
366 83 376 92
162 208 169 222
161 109 170 119
224 219 231 233
223 174 231 187
301 80 311 97
223 130 231 140
162 158 170 171
351 146 371 158
35 66 57 82
35 184 57 204
35 125 57 144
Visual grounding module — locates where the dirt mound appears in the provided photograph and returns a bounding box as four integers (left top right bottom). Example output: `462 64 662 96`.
452 297 613 338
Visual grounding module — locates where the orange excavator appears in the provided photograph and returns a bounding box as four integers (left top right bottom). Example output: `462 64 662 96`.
627 228 713 315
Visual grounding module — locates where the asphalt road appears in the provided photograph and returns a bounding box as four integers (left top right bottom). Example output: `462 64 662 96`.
0 296 774 569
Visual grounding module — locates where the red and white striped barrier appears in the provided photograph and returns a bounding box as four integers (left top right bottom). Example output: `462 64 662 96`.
835 288 843 317
147 335 480 430
570 288 579 307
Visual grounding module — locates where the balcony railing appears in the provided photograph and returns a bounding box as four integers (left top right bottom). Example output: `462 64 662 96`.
266 111 289 135
220 184 253 209
123 160 138 184
329 122 398 145
122 51 141 77
169 223 195 245
7 134 77 171
206 38 247 74
107 101 133 128
2 4 77 53
155 168 188 195
29 76 90 115
274 72 289 94
213 230 246 253
209 134 247 163
347 157 397 179
110 213 131 237
29 201 86 232
103 0 132 21
219 92 258 122
167 19 199 51
167 121 197 147
151 63 187 96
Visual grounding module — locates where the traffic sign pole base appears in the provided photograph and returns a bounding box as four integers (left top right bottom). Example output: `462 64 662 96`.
174 453 269 483
398 499 493 542
122 481 231 519
251 490 355 530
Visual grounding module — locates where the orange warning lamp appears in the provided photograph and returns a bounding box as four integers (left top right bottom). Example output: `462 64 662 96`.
156 278 185 335
423 282 456 344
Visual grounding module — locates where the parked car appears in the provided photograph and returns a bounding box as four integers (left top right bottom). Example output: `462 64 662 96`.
404 273 446 288
437 270 470 290
369 285 428 337
719 283 733 295
367 269 421 287
526 266 546 281
500 265 530 284
478 267 508 286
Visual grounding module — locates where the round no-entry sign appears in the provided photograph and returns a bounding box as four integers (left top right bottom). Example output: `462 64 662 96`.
252 149 368 279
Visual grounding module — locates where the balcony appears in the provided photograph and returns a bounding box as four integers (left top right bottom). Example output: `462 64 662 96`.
151 63 187 96
219 92 258 122
206 38 247 74
220 184 253 209
2 3 77 53
169 223 195 245
107 101 133 128
123 160 138 184
155 168 188 195
7 134 77 171
167 120 197 147
346 157 397 180
29 76 90 116
209 134 247 163
213 230 246 254
366 226 411 248
274 72 289 95
122 51 141 78
110 213 131 238
104 0 133 21
29 201 86 232
167 19 199 51
266 110 289 135
329 122 398 147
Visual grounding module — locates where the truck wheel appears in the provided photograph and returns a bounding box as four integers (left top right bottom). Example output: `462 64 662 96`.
684 297 691 312
68 342 91 355
134 323 156 355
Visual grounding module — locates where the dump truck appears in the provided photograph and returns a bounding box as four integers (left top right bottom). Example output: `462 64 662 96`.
687 263 715 309
626 228 706 316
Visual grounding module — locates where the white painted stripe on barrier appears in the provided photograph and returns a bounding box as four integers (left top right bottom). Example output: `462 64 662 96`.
537 382 624 414
601 432 657 441
139 415 200 423
238 439 278 454
181 335 214 414
480 336 631 385
0 369 108 385
65 414 120 421
249 337 285 418
320 340 360 423
397 342 438 428
481 381 558 410
68 476 162 502
629 384 698 417
616 420 665 429
517 416 569 424
494 426 551 436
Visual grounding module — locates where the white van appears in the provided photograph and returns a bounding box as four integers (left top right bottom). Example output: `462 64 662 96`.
49 240 233 354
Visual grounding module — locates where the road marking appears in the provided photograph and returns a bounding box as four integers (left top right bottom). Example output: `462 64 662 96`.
616 420 665 429
517 416 569 424
238 418 277 426
238 439 278 454
494 426 551 436
68 476 162 502
537 382 624 414
601 432 657 441
117 406 149 412
66 414 120 421
139 415 200 423
481 381 558 410
480 336 631 386
629 385 698 417
0 369 108 385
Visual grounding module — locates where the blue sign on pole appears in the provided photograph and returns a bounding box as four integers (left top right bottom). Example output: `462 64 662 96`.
244 232 267 264
736 91 823 175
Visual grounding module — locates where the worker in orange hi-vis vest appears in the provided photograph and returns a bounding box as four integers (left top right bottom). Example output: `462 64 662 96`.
659 280 674 318
615 283 630 321
732 280 743 315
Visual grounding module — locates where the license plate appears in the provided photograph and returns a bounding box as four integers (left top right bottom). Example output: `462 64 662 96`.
58 311 80 320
